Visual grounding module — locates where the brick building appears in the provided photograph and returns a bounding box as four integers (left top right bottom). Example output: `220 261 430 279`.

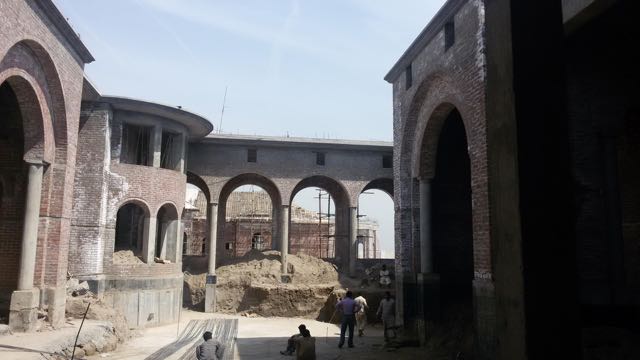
388 0 639 359
0 0 93 332
183 190 380 260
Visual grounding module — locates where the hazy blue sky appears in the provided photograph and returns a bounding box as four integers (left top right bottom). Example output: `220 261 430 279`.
55 0 445 258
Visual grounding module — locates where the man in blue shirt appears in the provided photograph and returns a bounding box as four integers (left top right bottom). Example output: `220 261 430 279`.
335 290 361 348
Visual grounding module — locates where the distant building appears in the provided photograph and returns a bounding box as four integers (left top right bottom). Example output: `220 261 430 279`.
183 191 380 260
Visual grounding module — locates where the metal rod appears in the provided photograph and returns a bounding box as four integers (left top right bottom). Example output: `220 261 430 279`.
71 302 91 360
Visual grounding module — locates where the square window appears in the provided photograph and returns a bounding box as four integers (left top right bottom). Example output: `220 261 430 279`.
121 123 151 166
382 155 392 169
247 149 257 163
225 242 234 250
316 152 325 166
445 20 455 51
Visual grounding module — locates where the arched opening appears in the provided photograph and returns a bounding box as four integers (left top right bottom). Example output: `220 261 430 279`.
358 180 394 259
421 107 474 353
217 174 281 261
291 176 350 269
0 82 27 323
223 184 273 258
114 202 146 261
184 173 210 257
357 241 365 259
156 203 179 262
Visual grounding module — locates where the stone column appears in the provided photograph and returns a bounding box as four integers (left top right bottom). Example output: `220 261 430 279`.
10 162 43 332
142 217 157 263
349 207 357 277
205 203 218 313
417 178 440 340
178 132 187 173
280 205 291 282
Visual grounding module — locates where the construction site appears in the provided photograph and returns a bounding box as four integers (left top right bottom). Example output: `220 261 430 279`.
3 0 640 359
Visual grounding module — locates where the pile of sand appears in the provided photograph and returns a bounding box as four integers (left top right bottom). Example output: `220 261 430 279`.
65 295 131 344
112 250 144 264
184 250 340 318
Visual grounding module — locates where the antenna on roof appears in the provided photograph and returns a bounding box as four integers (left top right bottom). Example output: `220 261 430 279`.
218 86 228 133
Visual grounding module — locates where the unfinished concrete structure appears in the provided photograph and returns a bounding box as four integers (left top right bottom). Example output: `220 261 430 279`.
186 134 393 311
389 0 640 358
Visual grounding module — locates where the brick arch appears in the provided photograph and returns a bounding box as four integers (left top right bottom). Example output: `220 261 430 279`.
116 198 151 218
0 72 54 164
290 175 350 209
404 72 492 276
0 39 67 148
360 178 394 198
217 173 282 208
186 171 211 204
155 201 180 219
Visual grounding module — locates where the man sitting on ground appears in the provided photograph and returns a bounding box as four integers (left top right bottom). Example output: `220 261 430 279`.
281 324 306 356
295 328 316 360
196 331 225 360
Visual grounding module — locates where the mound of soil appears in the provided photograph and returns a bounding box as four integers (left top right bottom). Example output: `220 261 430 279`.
184 250 340 318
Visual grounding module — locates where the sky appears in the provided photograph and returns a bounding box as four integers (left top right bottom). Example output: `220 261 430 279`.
55 0 446 258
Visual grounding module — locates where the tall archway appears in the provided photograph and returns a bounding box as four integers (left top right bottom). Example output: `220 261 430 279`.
289 187 336 259
291 176 350 269
419 106 474 354
156 203 179 262
0 79 49 323
218 174 282 261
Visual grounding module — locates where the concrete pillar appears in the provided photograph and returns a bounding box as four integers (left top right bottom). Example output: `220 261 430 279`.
207 203 218 274
419 178 433 273
143 217 157 263
280 205 291 282
17 162 43 290
349 206 357 277
151 125 162 167
205 203 218 313
10 162 43 332
178 132 187 173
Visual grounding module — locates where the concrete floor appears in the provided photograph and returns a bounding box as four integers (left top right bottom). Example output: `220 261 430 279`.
92 310 425 360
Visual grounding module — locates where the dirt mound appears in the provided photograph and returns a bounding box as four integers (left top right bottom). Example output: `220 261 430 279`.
112 250 143 264
184 250 341 318
66 295 131 343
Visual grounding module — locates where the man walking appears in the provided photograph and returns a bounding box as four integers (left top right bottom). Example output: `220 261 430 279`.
377 291 396 342
196 331 225 360
336 291 361 348
354 294 368 336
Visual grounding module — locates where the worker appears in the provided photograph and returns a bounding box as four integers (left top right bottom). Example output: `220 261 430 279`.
294 328 316 360
281 324 306 356
376 291 396 342
354 294 369 336
196 331 225 360
336 290 361 348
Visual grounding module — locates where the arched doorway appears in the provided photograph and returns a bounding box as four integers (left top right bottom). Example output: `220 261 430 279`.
419 106 474 354
289 187 337 259
156 203 179 262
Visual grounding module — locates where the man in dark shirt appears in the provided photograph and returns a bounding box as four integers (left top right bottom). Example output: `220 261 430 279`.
335 291 361 348
196 331 225 360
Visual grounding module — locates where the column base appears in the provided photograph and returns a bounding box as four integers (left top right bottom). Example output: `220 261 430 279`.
9 289 40 332
204 275 217 313
417 273 441 345
473 278 497 360
46 287 66 329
